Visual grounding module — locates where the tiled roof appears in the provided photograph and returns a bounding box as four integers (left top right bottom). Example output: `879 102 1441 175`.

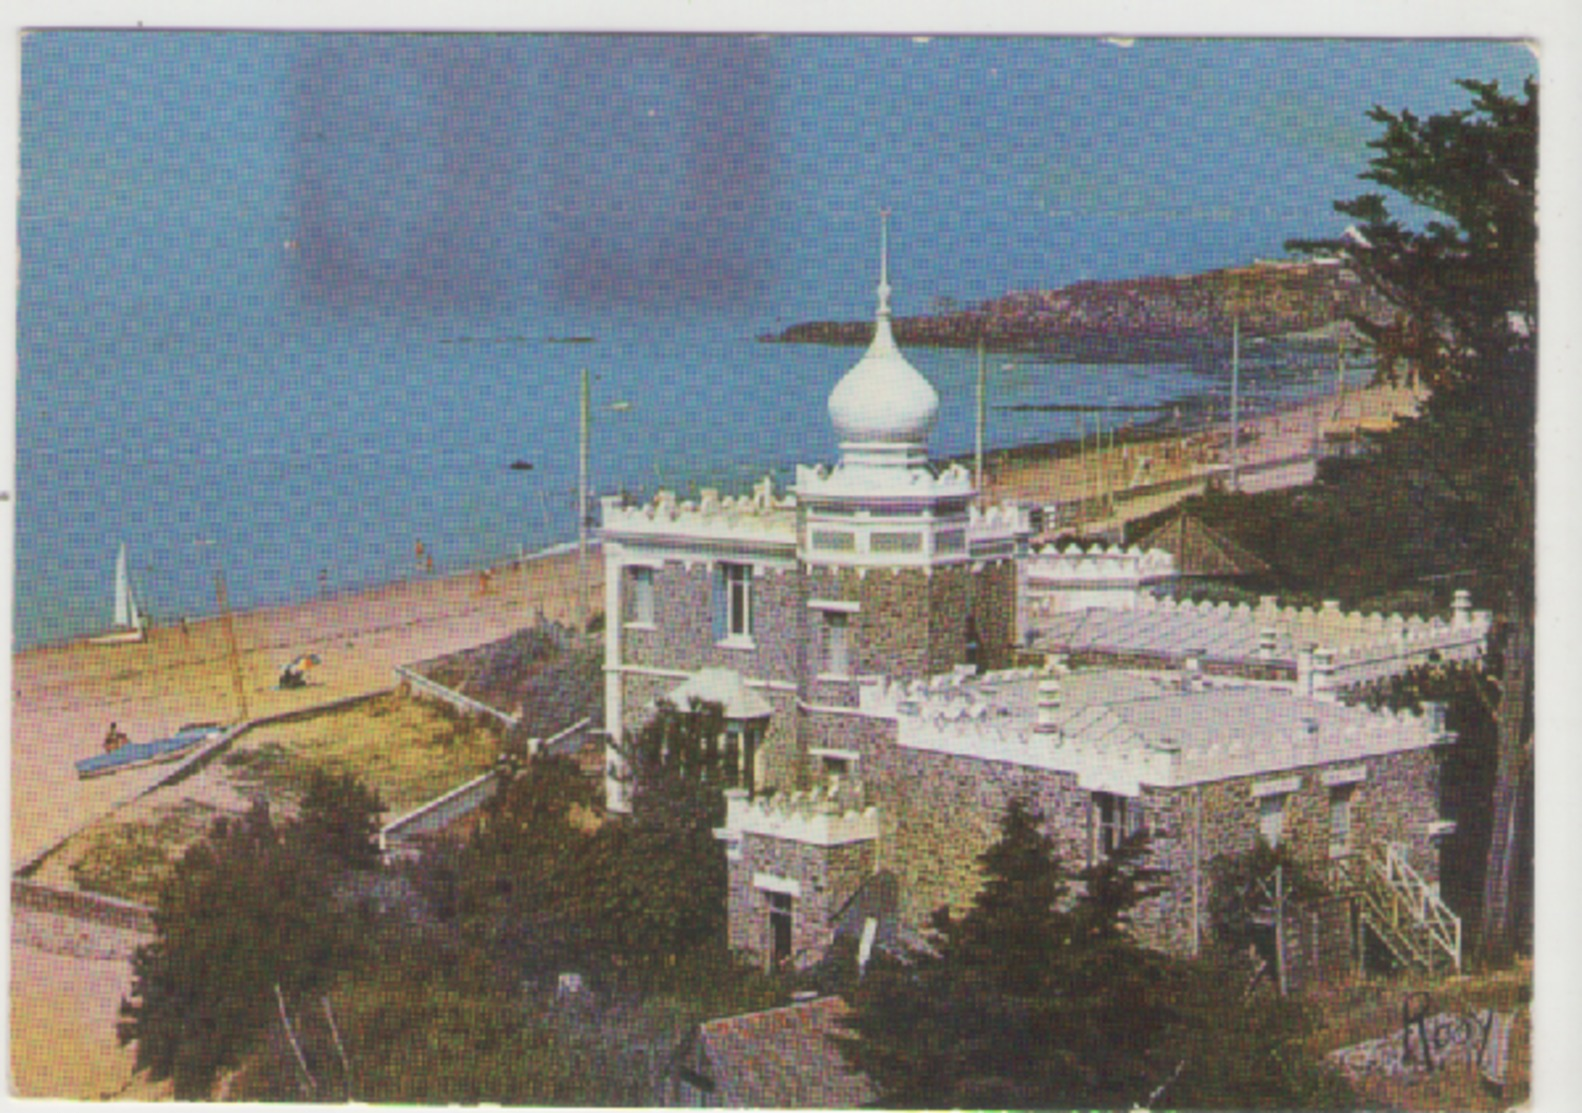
698 996 877 1109
1134 509 1273 578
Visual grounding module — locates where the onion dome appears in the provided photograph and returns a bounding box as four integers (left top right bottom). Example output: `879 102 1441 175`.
827 213 939 465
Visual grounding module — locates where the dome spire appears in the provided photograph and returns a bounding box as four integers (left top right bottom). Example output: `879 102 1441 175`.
826 210 940 469
877 208 892 320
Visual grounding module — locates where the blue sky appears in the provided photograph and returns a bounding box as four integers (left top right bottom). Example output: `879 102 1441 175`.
20 34 1536 330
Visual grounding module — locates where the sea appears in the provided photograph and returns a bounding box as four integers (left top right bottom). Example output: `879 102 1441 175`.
14 299 1365 651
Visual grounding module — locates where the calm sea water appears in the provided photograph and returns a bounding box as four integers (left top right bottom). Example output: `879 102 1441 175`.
22 301 1300 649
16 32 1515 650
16 294 1371 650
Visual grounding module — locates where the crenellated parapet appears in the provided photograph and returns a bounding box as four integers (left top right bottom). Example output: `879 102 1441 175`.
720 786 879 847
850 666 1453 795
967 502 1031 559
795 459 975 503
1023 541 1177 585
601 478 798 551
1027 587 1492 684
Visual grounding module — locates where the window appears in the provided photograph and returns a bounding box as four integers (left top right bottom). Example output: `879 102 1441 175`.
870 531 922 553
1328 786 1355 857
824 612 850 676
821 754 851 781
627 566 655 625
1259 794 1288 848
769 891 793 968
965 614 981 670
812 529 856 552
723 724 757 792
714 563 753 641
1095 792 1141 858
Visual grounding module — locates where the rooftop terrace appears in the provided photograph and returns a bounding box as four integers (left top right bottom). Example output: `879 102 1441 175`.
854 665 1450 795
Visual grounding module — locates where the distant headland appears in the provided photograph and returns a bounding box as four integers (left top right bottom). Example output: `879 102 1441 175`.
761 258 1391 364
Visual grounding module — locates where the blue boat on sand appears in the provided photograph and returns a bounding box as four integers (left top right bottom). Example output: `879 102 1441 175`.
75 723 225 779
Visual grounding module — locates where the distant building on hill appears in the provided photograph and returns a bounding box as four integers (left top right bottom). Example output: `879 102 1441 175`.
599 221 1489 981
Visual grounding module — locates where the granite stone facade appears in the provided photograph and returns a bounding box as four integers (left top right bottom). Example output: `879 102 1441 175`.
734 702 1449 965
726 831 876 965
599 263 1460 978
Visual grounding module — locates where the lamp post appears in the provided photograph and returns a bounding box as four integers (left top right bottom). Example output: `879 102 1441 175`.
575 368 632 635
974 343 1017 502
579 366 590 635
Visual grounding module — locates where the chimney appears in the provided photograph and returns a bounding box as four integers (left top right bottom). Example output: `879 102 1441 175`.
1312 647 1336 698
1296 646 1315 696
1035 678 1063 734
1452 589 1473 629
1257 628 1278 660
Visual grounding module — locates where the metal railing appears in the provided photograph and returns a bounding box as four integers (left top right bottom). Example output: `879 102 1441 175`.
1329 842 1461 974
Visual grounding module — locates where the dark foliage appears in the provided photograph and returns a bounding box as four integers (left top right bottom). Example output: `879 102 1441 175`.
117 796 374 1098
290 767 386 872
1206 841 1326 966
843 802 1179 1108
458 702 734 987
1161 957 1359 1110
418 619 604 745
1287 77 1535 959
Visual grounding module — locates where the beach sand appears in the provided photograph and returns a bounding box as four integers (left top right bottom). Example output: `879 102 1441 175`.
9 547 599 1098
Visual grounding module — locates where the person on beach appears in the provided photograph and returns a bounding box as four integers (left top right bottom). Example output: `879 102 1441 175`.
103 722 128 752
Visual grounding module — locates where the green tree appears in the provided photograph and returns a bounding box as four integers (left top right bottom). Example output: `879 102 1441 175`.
1288 77 1536 961
842 802 1177 1108
459 702 736 982
291 767 386 871
1160 958 1357 1111
117 801 361 1098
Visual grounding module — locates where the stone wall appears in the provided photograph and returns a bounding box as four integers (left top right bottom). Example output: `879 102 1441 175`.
621 560 803 685
970 558 1019 673
805 708 1087 927
796 708 1446 959
727 833 875 968
926 567 972 676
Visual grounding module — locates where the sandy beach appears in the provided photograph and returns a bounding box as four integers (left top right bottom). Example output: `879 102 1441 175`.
10 547 599 1098
983 381 1423 534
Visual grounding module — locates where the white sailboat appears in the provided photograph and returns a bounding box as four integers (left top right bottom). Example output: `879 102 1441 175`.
90 543 146 644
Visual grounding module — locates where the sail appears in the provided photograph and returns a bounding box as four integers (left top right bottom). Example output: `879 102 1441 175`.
113 543 143 632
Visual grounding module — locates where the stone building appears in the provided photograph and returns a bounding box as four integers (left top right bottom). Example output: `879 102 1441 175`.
600 223 1481 977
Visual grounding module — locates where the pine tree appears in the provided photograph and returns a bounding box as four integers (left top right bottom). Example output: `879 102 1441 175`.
1289 77 1536 959
842 801 1176 1108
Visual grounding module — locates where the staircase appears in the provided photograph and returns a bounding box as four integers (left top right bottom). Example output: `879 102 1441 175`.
1329 842 1462 975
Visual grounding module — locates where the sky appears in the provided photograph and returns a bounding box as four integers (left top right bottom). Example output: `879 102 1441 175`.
18 34 1537 333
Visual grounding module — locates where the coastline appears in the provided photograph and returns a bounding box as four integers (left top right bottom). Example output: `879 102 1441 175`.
10 543 601 873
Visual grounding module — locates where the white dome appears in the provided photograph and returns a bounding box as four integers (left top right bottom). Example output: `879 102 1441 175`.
827 213 938 462
827 317 940 447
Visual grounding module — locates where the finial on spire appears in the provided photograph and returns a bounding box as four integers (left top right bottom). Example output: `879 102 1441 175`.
876 208 893 319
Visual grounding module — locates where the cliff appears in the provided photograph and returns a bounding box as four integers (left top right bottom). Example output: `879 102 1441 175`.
763 259 1390 362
